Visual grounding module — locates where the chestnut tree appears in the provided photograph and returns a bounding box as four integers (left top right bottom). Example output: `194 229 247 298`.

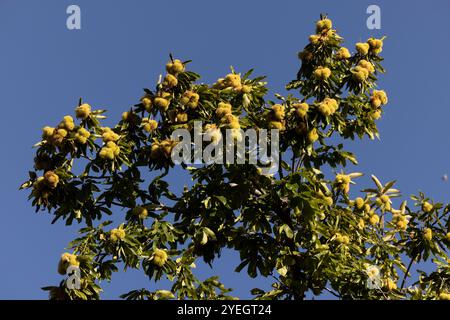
21 16 450 300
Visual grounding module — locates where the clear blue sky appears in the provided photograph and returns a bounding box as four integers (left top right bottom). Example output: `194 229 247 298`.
1 0 450 299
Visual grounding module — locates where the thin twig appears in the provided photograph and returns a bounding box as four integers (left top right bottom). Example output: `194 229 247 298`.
324 287 341 299
291 155 296 174
401 254 417 289
278 153 284 179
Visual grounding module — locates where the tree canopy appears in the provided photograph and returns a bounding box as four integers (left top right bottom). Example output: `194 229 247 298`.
21 15 450 300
